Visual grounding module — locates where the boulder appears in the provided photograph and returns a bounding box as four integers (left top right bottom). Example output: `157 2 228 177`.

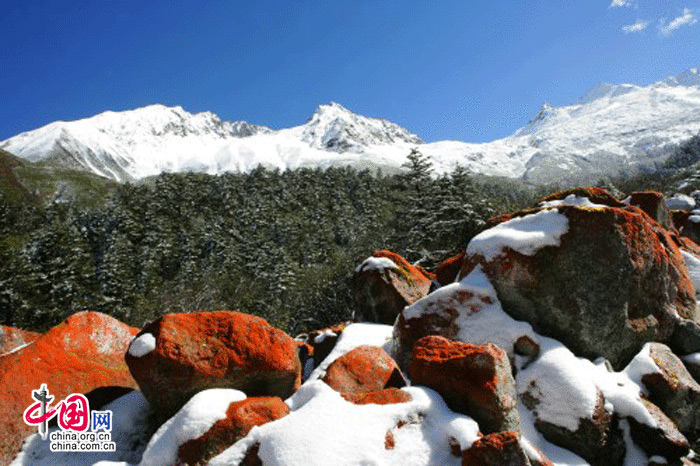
410 336 519 434
322 345 405 394
640 343 700 445
538 187 627 208
460 431 553 466
460 203 697 368
434 251 466 286
680 211 700 244
177 397 289 466
352 250 434 324
392 266 537 371
341 388 413 405
682 353 700 384
0 325 40 355
125 311 301 420
627 398 689 462
301 322 348 368
0 311 138 465
628 191 673 229
671 319 700 356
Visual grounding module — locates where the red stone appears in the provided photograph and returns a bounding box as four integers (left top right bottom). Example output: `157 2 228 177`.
0 311 138 464
353 250 434 324
461 431 532 466
410 336 519 434
341 388 412 405
322 345 405 394
434 252 466 286
125 311 301 420
178 397 289 466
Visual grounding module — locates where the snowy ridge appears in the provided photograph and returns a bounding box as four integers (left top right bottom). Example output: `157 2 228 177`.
3 67 700 183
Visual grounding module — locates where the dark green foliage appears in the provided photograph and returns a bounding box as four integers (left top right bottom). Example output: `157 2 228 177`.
0 165 526 335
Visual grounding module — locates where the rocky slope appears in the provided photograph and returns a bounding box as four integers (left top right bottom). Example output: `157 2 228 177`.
3 68 700 184
5 186 700 466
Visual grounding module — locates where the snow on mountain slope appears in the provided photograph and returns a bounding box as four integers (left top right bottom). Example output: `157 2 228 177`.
3 68 700 183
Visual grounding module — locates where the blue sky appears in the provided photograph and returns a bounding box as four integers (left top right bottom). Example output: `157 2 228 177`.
1 1 699 143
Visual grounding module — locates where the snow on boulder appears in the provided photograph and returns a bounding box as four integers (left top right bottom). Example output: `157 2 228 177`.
352 250 434 324
409 336 520 434
460 431 553 466
666 193 696 211
392 265 538 370
208 381 481 466
0 325 40 355
537 187 626 209
125 311 301 421
460 203 697 369
626 398 690 462
296 321 349 371
636 343 700 446
138 388 247 466
0 311 138 465
628 191 673 229
321 345 405 394
177 396 289 466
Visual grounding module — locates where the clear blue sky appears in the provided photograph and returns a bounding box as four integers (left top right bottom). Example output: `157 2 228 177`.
1 0 699 143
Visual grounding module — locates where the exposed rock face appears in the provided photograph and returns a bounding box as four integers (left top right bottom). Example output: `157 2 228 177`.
434 252 465 286
341 388 413 405
125 311 301 420
177 397 289 466
460 431 552 466
322 345 405 394
640 343 700 445
0 325 40 355
0 311 138 465
628 191 673 229
627 398 690 461
353 250 434 324
410 336 519 434
460 203 697 368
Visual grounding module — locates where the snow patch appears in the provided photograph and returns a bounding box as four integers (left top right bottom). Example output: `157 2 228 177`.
539 194 607 208
313 329 337 344
128 334 156 358
209 381 479 466
355 256 399 274
666 194 696 211
466 209 569 261
682 352 700 365
681 250 700 295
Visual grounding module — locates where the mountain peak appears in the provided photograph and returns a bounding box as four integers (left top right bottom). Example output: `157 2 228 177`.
663 67 700 87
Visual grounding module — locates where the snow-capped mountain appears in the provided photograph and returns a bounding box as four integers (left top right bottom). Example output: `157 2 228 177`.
3 68 700 183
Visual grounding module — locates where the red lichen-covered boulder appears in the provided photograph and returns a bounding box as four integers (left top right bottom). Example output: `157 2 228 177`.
434 252 466 286
0 311 138 465
125 311 301 420
341 388 413 405
460 203 697 368
461 431 553 466
353 250 434 324
628 191 673 229
639 343 700 445
177 397 289 466
410 336 519 434
322 345 405 394
0 325 41 355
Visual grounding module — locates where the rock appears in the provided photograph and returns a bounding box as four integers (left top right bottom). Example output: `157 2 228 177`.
628 191 673 229
460 203 697 368
0 311 138 465
302 322 348 368
434 252 466 286
353 250 434 324
680 212 700 245
341 388 413 405
460 431 551 466
392 264 538 373
539 187 627 207
682 353 700 384
527 390 624 466
627 398 689 462
640 343 700 444
410 336 520 434
0 325 40 355
125 311 301 420
322 345 405 394
177 397 289 466
667 194 696 211
671 319 700 355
